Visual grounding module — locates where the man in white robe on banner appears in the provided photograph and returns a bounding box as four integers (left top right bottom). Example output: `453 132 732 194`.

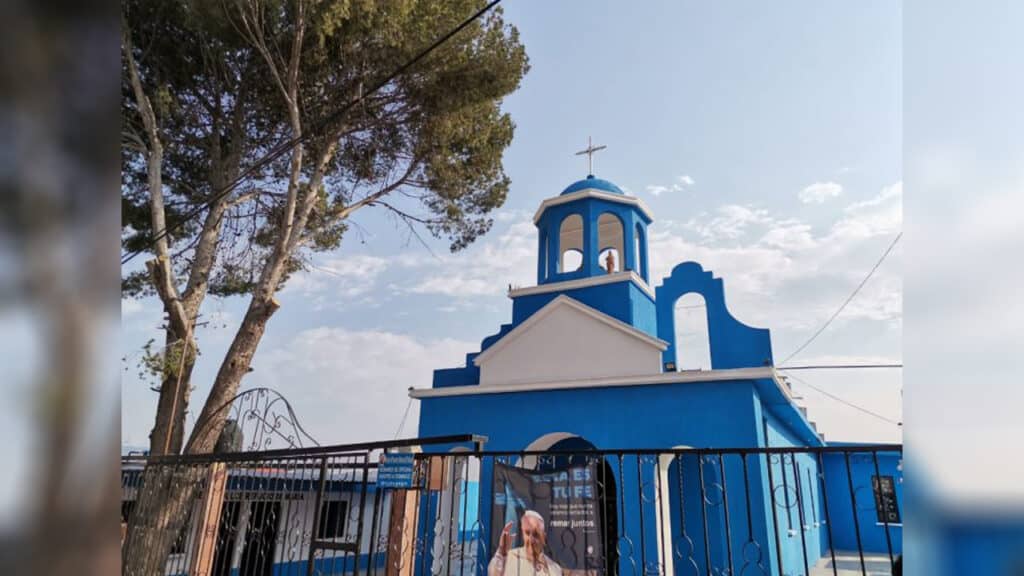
488 510 563 576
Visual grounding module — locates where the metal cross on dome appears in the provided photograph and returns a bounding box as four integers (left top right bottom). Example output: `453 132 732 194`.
574 136 607 176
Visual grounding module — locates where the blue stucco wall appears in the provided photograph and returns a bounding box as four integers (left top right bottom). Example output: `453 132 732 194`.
822 450 903 557
418 380 783 576
760 411 827 574
419 381 762 453
511 279 657 339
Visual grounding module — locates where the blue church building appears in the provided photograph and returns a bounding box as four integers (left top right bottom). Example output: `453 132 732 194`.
412 174 902 576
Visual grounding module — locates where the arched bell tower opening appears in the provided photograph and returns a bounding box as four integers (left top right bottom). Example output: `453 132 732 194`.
597 213 624 274
558 214 585 273
632 223 647 282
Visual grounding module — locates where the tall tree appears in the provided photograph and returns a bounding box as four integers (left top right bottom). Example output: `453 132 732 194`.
122 1 527 570
122 0 528 454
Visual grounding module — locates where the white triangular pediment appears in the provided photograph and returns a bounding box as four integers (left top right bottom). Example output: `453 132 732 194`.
474 295 667 387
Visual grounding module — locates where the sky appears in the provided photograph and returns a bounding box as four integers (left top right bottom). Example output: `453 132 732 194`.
120 1 904 461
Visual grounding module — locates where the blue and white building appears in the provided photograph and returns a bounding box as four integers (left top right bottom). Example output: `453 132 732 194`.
413 174 902 576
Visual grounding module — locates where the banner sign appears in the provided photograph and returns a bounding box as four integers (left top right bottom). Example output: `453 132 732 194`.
377 452 416 489
490 461 603 576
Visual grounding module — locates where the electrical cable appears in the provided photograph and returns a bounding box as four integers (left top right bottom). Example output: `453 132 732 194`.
786 373 901 427
779 232 902 365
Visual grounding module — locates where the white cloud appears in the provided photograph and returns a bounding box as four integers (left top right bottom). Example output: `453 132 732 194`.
646 182 903 331
799 181 844 204
829 181 902 241
646 175 695 196
250 327 474 443
844 181 901 213
682 204 773 241
283 254 390 306
494 208 532 223
405 219 536 297
758 220 817 251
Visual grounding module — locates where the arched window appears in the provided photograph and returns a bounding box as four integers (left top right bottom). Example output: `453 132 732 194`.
597 213 624 273
559 214 584 273
634 223 644 278
674 293 712 370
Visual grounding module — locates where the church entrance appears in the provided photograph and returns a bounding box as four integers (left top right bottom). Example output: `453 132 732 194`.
523 434 619 576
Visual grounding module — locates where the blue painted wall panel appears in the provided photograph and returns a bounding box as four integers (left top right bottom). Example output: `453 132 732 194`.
762 412 827 573
822 451 903 556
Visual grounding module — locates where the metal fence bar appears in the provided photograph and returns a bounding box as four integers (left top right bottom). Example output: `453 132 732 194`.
871 450 896 573
717 453 735 576
697 455 711 576
843 452 867 575
815 452 839 576
307 456 329 576
791 455 811 576
762 453 786 576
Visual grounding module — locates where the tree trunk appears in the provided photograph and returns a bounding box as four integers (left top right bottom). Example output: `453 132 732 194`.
186 296 281 454
148 326 196 456
122 463 206 576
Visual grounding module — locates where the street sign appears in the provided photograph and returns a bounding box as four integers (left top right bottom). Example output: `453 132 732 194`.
378 452 416 489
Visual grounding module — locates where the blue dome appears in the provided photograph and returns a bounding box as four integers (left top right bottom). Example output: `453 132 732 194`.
560 175 625 195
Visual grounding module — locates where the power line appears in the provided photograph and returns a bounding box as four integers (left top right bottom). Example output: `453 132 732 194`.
779 232 902 366
393 392 414 440
786 373 901 427
778 363 902 371
121 0 504 266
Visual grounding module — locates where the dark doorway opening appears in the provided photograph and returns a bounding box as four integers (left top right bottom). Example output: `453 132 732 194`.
537 436 619 576
239 501 281 576
212 501 241 576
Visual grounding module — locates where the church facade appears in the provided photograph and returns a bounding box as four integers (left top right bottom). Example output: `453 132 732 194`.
412 175 902 576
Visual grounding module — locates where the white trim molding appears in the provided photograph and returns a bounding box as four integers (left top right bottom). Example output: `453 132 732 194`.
509 270 654 300
472 294 668 368
409 366 780 398
533 189 655 224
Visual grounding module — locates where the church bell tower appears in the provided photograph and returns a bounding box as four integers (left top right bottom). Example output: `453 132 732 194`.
534 173 652 285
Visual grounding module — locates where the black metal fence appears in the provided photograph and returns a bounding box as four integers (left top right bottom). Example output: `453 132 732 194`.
122 438 902 576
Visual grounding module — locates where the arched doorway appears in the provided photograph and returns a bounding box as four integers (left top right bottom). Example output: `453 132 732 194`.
513 433 619 576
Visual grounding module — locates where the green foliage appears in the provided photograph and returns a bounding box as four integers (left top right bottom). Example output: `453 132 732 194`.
122 0 529 297
125 337 200 392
